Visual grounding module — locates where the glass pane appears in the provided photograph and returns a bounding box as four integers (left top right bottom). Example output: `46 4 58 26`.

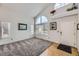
39 26 43 33
54 3 69 9
35 16 48 35
36 17 41 24
41 16 48 23
35 25 42 34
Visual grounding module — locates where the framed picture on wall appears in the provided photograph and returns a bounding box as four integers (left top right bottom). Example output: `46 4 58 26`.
18 23 27 30
50 22 57 30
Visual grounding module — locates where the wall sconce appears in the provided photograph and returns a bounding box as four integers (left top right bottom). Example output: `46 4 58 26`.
50 10 56 15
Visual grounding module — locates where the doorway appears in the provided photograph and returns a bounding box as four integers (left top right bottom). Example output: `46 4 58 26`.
59 15 78 47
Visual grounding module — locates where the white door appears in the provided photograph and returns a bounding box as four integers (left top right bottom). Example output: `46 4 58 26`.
60 15 77 47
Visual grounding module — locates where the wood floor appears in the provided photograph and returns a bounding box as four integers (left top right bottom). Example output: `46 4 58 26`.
40 42 78 56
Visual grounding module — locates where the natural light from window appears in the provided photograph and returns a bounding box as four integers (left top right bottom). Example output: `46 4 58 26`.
54 3 69 9
36 16 48 24
35 16 48 35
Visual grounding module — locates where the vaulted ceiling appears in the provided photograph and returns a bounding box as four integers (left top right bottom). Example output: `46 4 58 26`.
0 3 50 18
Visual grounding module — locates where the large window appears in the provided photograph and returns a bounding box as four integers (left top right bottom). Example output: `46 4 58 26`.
35 16 48 35
54 3 69 9
36 16 48 24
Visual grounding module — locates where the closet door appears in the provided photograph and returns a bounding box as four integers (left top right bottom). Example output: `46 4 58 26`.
60 15 77 47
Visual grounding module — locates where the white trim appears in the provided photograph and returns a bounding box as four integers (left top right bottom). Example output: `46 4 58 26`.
54 3 69 10
51 9 78 19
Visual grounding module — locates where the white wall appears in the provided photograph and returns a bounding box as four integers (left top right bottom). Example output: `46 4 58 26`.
35 3 55 40
77 4 79 52
35 3 79 48
35 4 73 40
0 5 34 45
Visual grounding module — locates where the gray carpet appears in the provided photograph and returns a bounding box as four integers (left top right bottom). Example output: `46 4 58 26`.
0 38 52 56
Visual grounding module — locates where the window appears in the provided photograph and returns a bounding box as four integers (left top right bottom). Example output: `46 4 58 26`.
36 17 41 24
35 16 48 35
54 3 69 9
36 16 48 24
0 22 10 38
41 16 48 23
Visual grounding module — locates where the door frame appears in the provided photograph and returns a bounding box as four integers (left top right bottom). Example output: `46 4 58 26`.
59 15 78 47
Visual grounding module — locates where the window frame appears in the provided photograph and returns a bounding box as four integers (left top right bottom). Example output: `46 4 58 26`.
35 16 48 35
54 3 69 9
36 16 48 25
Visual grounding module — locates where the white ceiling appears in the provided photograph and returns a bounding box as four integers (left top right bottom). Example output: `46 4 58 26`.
0 3 49 18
